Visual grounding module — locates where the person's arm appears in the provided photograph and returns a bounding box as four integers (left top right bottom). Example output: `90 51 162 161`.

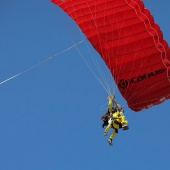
108 99 113 113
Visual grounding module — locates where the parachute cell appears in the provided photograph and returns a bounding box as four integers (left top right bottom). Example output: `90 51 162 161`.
52 0 170 111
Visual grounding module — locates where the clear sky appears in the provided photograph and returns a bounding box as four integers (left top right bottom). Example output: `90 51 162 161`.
0 1 170 170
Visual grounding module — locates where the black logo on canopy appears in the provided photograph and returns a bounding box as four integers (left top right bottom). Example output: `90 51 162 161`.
118 68 165 89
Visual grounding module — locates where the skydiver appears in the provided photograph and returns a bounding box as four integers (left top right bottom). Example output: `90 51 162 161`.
103 95 129 146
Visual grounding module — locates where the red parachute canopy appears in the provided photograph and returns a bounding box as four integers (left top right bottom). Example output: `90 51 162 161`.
52 0 170 111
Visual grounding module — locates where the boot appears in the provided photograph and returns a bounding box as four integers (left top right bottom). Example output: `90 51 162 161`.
107 138 112 146
122 124 129 130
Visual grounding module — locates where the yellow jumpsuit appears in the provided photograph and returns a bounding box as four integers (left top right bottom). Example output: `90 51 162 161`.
105 112 128 140
105 99 128 141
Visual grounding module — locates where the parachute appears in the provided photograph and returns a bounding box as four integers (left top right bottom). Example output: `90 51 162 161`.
51 0 170 111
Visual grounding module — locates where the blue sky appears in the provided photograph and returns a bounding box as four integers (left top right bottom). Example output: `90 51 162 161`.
0 1 170 170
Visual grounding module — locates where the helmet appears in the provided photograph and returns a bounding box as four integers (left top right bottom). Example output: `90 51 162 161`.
120 109 124 113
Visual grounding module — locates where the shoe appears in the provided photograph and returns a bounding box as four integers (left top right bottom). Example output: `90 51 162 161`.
122 124 129 130
104 132 108 136
108 138 112 146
